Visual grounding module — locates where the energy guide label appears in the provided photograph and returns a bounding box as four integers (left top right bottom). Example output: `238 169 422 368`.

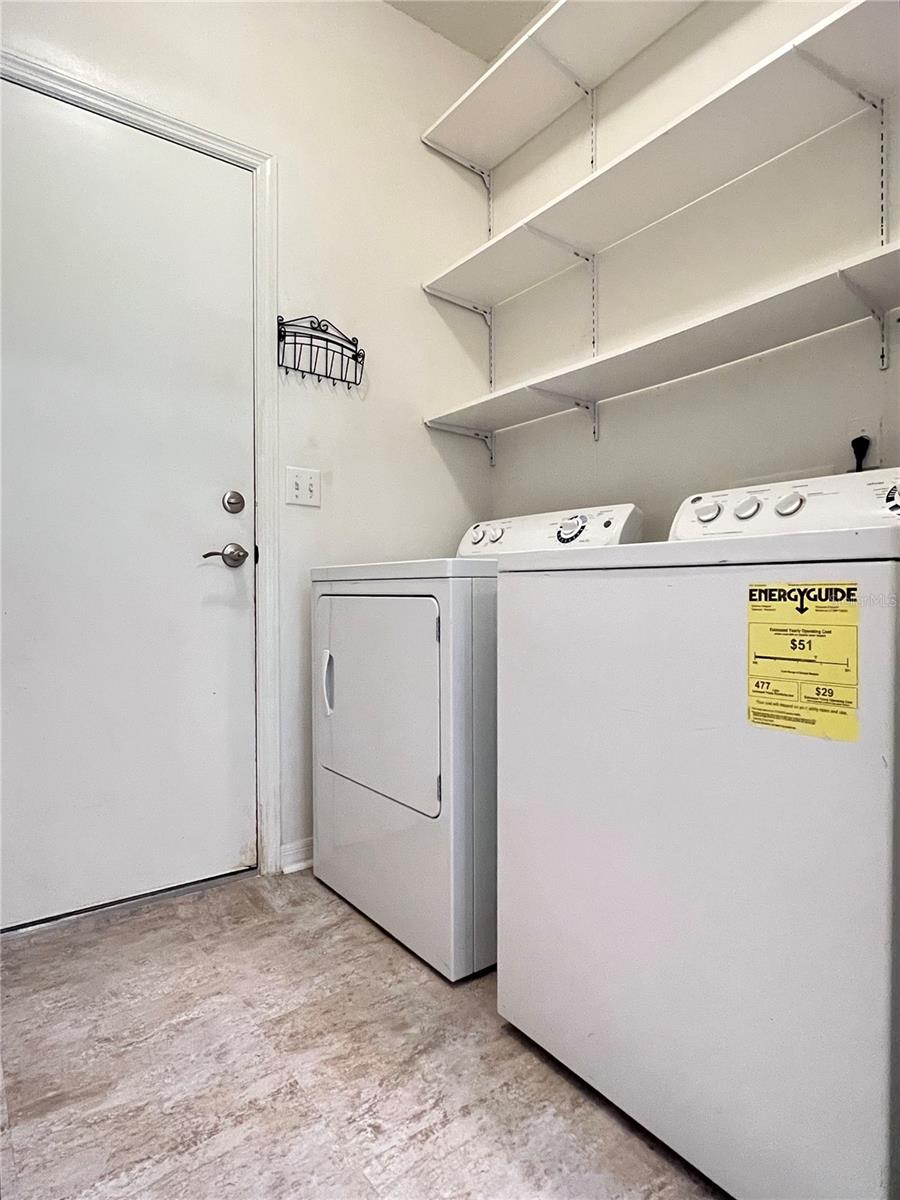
747 582 859 741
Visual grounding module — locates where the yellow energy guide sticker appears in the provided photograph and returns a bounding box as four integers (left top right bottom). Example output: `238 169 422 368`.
747 582 859 741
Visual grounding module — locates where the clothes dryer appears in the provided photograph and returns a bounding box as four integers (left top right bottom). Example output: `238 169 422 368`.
312 504 642 980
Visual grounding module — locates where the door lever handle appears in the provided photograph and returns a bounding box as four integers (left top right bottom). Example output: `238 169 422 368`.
202 543 249 568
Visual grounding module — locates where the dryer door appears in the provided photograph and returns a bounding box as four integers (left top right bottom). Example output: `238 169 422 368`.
317 593 441 817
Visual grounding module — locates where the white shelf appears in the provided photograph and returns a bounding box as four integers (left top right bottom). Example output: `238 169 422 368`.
422 0 702 175
425 1 899 311
426 243 900 435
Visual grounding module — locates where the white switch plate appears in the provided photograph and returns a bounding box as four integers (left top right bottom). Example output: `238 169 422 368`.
285 466 321 507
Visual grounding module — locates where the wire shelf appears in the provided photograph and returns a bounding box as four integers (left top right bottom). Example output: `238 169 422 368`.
278 315 365 388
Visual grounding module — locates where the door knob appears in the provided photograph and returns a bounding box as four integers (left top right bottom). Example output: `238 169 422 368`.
202 543 249 568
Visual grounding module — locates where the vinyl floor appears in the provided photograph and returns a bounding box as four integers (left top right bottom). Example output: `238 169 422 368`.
1 871 723 1199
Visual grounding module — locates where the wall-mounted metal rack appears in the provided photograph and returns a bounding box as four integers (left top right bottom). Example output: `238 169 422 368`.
278 315 365 388
421 0 897 465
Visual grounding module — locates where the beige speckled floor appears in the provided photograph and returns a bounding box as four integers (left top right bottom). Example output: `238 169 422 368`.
1 871 723 1200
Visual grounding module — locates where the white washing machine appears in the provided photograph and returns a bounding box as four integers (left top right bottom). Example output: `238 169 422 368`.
311 504 642 981
496 470 900 1198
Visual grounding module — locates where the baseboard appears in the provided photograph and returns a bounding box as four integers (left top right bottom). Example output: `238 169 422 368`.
281 837 313 874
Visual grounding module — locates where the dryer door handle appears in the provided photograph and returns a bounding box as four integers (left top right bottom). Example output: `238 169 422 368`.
322 650 334 716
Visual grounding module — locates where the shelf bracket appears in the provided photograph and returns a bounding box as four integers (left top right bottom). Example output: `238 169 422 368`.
880 99 888 247
531 387 600 441
423 286 492 328
793 46 880 111
421 137 491 190
837 270 889 370
530 36 591 98
524 223 593 265
425 419 496 466
591 252 599 356
590 78 597 173
575 398 601 442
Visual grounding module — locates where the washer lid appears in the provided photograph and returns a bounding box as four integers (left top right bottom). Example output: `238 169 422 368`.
311 557 497 582
497 526 900 572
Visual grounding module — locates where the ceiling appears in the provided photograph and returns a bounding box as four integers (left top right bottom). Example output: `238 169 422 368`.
387 0 547 63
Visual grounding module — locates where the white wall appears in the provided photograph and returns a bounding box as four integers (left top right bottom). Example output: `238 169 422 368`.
483 1 900 535
1 1 491 860
492 320 900 541
5 1 899 868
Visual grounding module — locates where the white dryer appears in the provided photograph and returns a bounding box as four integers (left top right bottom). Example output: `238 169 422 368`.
311 504 642 980
496 469 900 1198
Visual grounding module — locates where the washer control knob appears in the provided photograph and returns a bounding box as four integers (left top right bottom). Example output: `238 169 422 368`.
734 496 761 521
488 526 504 543
470 526 486 545
695 501 722 524
774 491 805 518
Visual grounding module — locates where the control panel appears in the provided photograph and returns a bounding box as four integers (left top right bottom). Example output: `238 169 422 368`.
669 469 900 541
458 504 643 556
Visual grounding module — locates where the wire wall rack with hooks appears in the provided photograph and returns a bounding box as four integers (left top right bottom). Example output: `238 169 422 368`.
277 315 366 388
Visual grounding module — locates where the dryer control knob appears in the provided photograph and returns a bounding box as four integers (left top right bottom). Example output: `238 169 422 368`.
695 501 722 524
775 492 804 518
734 496 761 521
557 514 588 543
470 526 486 544
488 526 504 543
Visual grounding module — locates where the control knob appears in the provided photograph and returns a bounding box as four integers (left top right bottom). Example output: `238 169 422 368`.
774 492 804 518
470 525 486 544
557 514 588 544
695 501 721 524
488 526 504 543
734 496 761 521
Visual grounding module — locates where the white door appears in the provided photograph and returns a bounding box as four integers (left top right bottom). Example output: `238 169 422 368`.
316 594 441 816
1 82 257 928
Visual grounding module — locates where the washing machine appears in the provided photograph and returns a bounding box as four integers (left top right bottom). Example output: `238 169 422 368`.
311 503 642 981
496 469 900 1198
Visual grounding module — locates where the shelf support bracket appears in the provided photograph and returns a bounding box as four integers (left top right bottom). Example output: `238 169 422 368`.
590 77 597 172
531 387 600 441
425 419 496 466
524 223 593 265
530 36 591 98
591 253 598 356
575 398 601 442
837 270 889 370
880 99 888 247
421 137 491 190
423 286 492 328
793 46 880 111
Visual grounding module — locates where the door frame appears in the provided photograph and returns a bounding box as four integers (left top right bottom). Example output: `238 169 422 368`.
1 51 283 875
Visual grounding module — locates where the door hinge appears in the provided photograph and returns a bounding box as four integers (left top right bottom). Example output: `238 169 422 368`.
436 614 441 642
437 774 442 804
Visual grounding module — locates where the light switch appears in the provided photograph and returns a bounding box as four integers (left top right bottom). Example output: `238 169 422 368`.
285 466 321 507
